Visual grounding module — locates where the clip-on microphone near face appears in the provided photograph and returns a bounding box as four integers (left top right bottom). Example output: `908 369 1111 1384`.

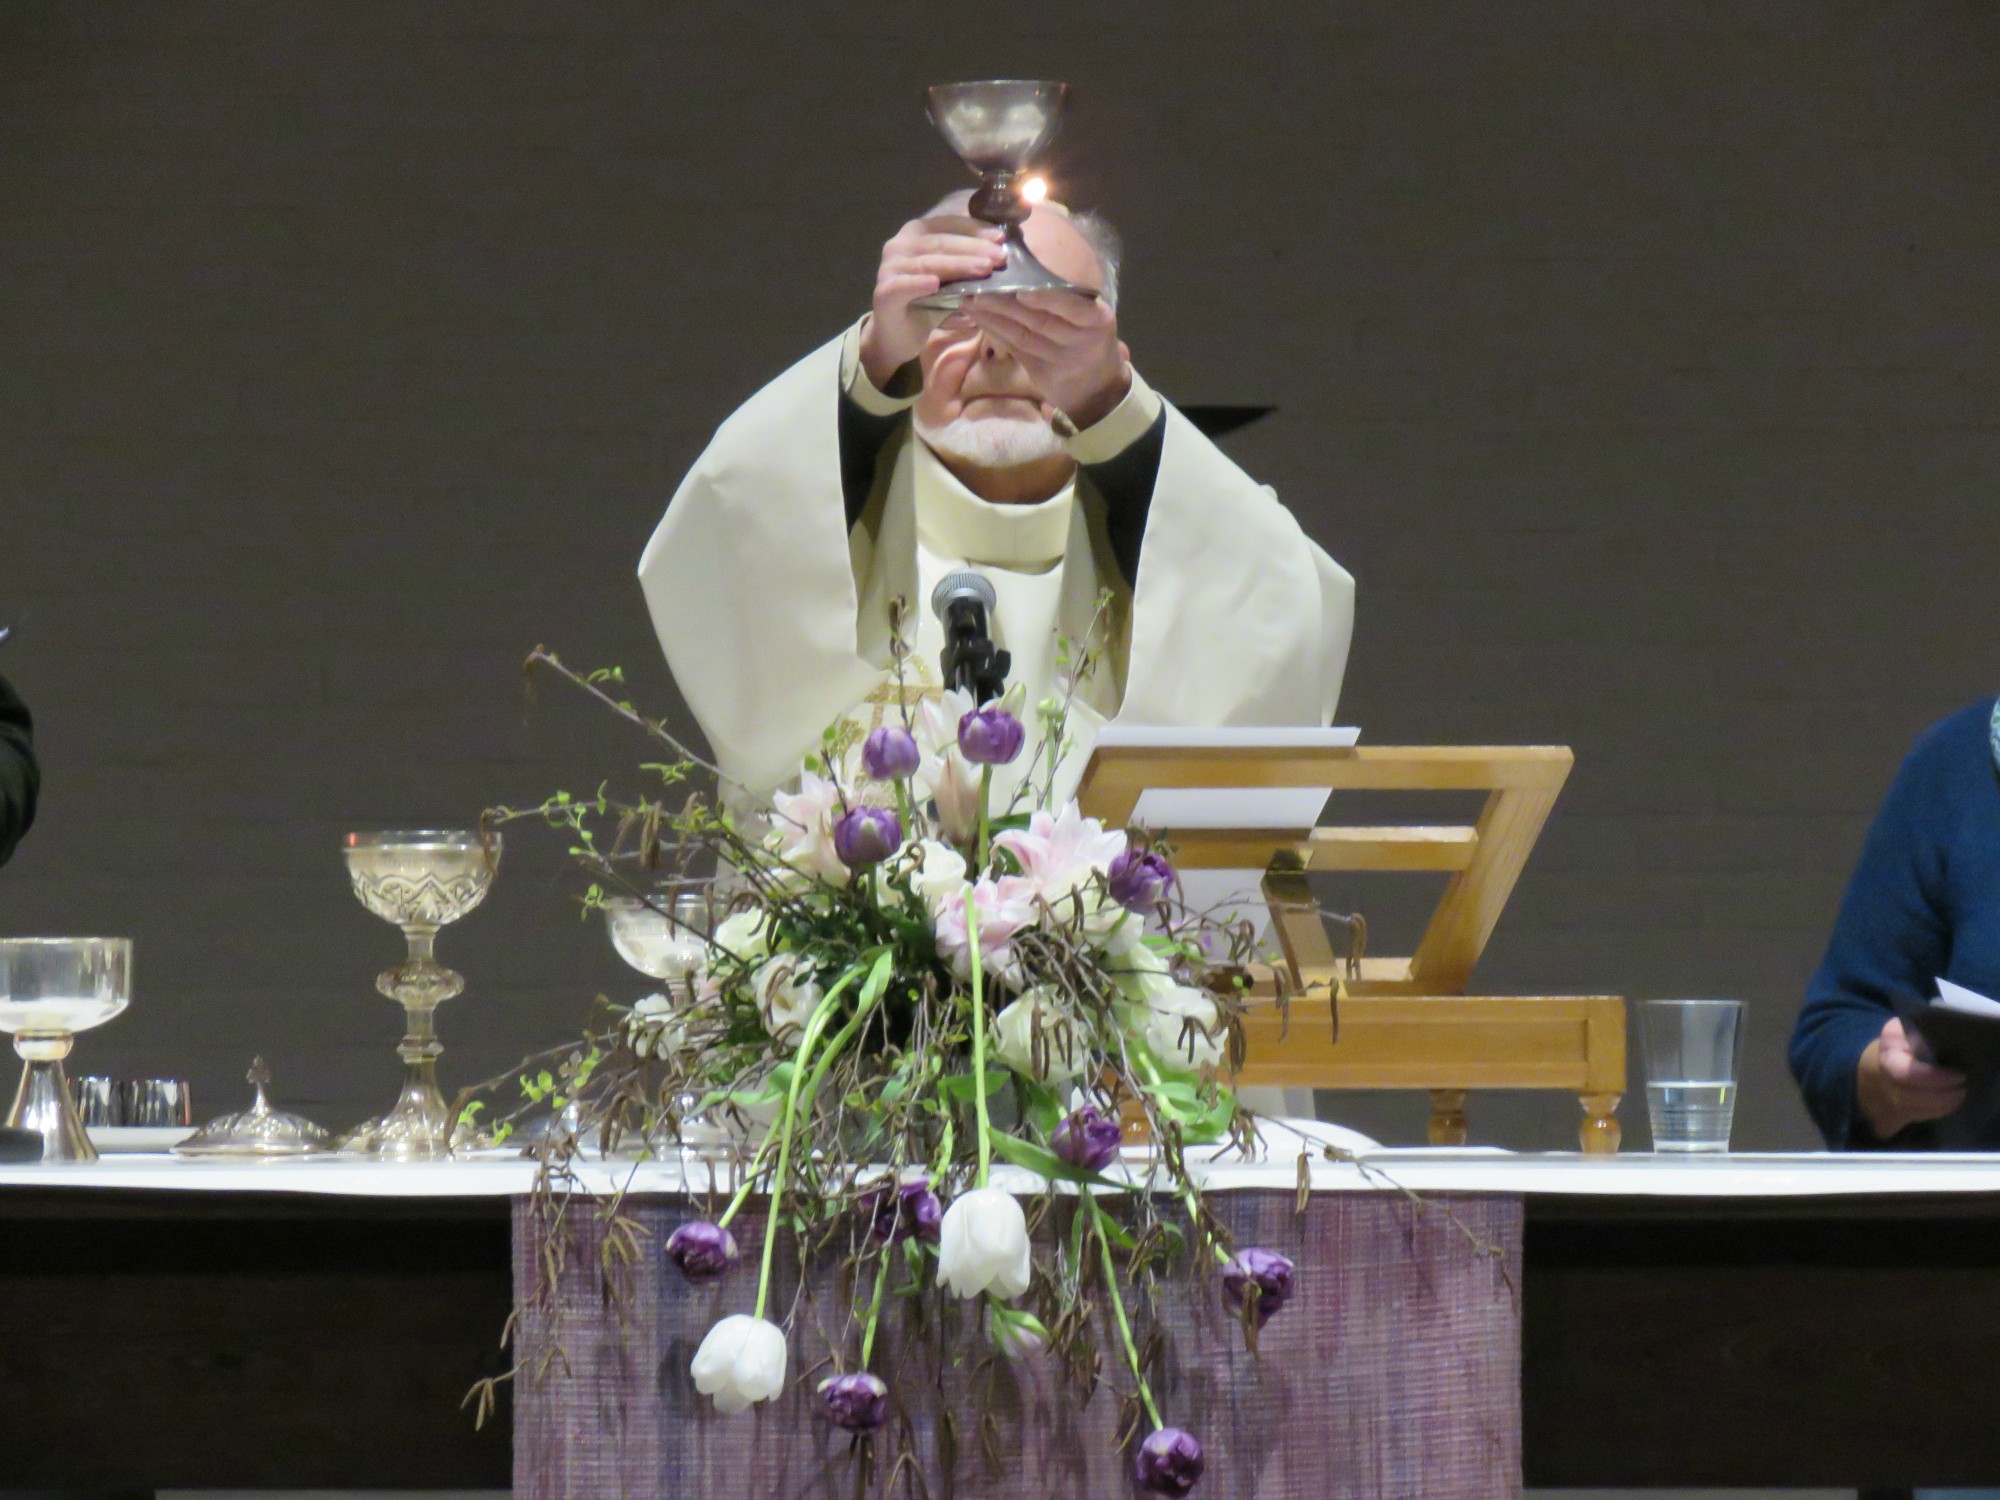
930 571 1010 705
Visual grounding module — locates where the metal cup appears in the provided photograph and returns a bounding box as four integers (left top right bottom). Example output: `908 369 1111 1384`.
118 1078 193 1128
71 1075 121 1127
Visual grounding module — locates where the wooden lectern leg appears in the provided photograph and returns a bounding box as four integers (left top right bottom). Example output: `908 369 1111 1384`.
1579 1091 1621 1154
1427 1089 1469 1147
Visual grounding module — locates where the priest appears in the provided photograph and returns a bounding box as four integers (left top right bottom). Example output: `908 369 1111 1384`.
639 197 1354 803
0 670 37 868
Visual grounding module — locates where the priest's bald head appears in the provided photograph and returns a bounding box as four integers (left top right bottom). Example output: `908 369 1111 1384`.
858 195 1135 505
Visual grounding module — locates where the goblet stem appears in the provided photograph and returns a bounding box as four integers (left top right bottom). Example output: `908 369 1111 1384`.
8 1033 95 1164
339 926 464 1160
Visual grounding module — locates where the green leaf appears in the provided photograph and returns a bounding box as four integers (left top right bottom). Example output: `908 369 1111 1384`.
938 1069 1010 1106
989 1131 1133 1193
1017 1079 1062 1138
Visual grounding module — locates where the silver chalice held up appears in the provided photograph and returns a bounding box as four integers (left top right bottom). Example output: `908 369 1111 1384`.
340 829 499 1160
915 79 1094 310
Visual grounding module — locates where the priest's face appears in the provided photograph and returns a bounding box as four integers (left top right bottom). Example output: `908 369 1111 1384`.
911 207 1105 475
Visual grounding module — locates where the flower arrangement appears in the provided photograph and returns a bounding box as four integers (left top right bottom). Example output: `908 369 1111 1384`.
475 646 1351 1495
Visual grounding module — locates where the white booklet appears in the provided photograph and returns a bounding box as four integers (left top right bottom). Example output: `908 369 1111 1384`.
1935 977 2000 1019
1087 725 1361 933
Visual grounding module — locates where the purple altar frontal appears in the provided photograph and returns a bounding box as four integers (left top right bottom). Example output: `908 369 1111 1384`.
512 1187 1521 1499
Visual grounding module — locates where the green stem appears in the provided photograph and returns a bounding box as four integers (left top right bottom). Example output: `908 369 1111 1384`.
716 1128 779 1231
752 993 842 1321
751 954 894 1320
967 884 992 1187
1088 1196 1163 1429
858 1244 894 1368
977 765 993 867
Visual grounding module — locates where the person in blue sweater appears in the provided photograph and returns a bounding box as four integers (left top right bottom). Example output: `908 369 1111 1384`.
1790 696 2000 1148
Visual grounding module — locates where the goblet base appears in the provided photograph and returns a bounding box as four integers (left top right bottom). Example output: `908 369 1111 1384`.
339 1070 458 1161
7 1034 96 1164
339 1108 452 1162
913 227 1094 311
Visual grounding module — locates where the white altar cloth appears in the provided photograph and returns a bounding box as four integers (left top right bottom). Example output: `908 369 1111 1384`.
7 1141 2000 1200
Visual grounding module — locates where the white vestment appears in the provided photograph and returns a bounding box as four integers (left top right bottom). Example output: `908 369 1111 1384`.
639 325 1355 802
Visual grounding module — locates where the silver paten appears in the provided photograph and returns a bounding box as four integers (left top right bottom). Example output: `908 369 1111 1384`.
175 1057 332 1158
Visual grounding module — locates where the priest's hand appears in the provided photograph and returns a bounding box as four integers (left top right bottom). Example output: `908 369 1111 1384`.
1856 1017 1966 1140
860 215 1007 390
966 290 1133 431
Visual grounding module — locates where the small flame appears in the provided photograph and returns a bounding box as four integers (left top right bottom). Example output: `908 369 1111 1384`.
1021 176 1049 205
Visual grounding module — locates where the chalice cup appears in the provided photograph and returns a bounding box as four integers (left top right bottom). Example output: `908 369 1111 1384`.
0 938 132 1164
605 891 728 1154
341 830 500 1160
916 80 1094 310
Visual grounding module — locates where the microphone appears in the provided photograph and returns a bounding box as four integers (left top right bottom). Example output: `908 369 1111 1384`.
930 571 1011 704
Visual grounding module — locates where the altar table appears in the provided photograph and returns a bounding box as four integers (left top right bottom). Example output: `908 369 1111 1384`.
0 1152 1996 1493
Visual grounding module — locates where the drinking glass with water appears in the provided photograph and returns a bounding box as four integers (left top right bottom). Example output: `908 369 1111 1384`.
1643 999 1746 1152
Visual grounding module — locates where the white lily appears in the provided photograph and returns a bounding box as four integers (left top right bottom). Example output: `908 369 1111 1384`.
689 1314 788 1415
769 770 849 886
937 1186 1033 1299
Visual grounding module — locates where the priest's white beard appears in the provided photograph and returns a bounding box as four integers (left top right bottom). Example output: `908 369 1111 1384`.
913 411 1067 471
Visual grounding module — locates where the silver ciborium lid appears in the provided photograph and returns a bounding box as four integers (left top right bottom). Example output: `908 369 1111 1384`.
174 1057 333 1158
916 80 1093 309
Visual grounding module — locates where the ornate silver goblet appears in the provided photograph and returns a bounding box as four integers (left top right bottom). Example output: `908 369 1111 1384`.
916 79 1093 310
0 937 132 1163
340 830 500 1160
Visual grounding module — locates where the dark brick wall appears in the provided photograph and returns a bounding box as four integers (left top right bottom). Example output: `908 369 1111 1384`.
0 2 1994 1147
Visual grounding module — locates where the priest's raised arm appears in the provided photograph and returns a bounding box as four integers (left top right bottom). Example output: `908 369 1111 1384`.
639 198 1354 799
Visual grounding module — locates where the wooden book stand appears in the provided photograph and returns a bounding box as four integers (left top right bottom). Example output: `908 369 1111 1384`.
1076 740 1625 1152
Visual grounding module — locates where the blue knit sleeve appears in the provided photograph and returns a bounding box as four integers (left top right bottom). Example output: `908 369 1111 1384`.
1788 720 1961 1148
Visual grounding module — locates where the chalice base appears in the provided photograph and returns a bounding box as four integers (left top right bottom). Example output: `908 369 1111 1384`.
914 225 1094 311
7 1039 96 1164
340 1075 455 1161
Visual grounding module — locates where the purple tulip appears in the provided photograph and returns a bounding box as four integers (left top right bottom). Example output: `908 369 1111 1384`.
957 705 1025 766
1108 847 1176 913
818 1371 889 1432
665 1220 739 1284
866 1178 943 1246
1051 1105 1123 1173
832 805 903 870
1134 1427 1205 1494
1220 1247 1296 1328
861 724 922 781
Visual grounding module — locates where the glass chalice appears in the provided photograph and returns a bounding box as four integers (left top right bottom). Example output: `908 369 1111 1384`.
0 937 132 1164
341 830 500 1160
605 890 724 1153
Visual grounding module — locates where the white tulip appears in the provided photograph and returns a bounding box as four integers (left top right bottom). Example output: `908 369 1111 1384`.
1143 984 1227 1073
937 1186 1033 1300
753 955 821 1042
991 987 1088 1083
626 992 687 1060
906 839 969 909
1113 941 1178 1010
689 1313 788 1415
711 908 771 968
